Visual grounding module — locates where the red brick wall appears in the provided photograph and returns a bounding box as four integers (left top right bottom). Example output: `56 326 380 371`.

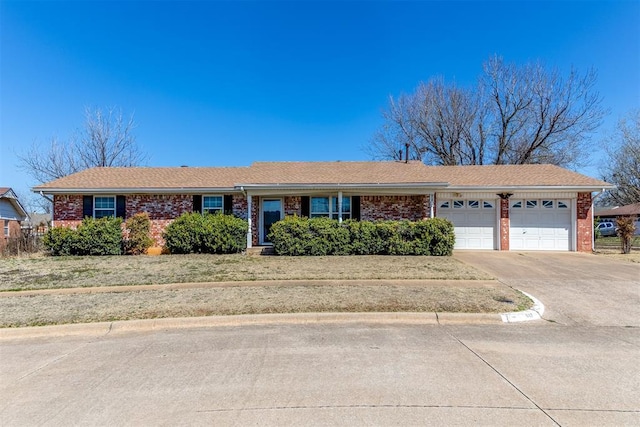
499 198 510 251
360 195 430 221
53 195 83 221
251 196 259 246
284 196 301 216
576 192 593 252
126 194 192 220
233 195 247 219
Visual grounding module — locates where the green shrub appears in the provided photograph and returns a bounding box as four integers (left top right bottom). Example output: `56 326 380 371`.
123 213 154 255
163 212 248 254
43 217 123 256
75 217 123 255
268 216 455 256
43 226 78 256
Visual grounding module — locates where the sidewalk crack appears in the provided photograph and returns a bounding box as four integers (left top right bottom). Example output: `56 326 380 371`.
443 328 562 426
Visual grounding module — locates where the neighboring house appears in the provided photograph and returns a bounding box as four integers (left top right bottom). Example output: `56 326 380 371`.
24 212 51 235
0 187 29 242
595 203 640 235
33 161 612 252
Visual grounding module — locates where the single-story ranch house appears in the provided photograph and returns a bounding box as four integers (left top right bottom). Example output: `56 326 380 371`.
33 161 612 252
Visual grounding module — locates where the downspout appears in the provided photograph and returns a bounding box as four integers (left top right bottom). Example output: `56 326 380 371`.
591 189 606 253
338 191 343 223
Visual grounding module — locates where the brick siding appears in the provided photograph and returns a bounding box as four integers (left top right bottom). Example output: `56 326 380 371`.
576 192 593 252
499 198 510 251
361 195 430 221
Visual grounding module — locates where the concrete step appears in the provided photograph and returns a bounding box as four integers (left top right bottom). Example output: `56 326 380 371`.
246 246 275 256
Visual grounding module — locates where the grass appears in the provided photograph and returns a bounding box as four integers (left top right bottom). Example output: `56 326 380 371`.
0 253 530 328
0 282 530 328
594 236 640 263
0 254 491 292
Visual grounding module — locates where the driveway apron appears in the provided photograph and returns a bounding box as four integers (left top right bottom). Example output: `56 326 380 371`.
455 251 640 326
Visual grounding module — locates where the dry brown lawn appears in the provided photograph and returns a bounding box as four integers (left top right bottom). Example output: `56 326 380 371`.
0 254 532 327
0 254 490 291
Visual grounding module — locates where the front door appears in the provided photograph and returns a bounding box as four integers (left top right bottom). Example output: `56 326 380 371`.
261 198 283 244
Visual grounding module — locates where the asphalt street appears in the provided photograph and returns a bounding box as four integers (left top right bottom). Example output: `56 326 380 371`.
0 252 638 426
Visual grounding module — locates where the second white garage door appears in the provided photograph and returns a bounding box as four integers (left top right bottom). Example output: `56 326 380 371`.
438 200 496 250
510 199 571 251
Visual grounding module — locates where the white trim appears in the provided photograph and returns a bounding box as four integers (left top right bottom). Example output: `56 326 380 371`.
571 198 577 251
309 195 352 220
259 198 284 245
93 195 116 219
202 194 224 214
437 192 499 200
246 193 253 248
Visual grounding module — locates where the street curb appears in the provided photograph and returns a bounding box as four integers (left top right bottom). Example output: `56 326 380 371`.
500 291 545 323
0 311 509 340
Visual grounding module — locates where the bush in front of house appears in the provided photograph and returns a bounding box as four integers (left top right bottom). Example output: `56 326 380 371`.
268 216 455 256
163 212 248 254
43 217 123 256
123 213 154 255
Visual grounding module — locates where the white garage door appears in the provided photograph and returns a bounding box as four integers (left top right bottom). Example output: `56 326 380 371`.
438 200 496 250
510 199 571 251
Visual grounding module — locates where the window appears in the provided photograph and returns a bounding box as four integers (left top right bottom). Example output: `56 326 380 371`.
483 201 494 209
203 196 223 214
310 196 351 219
558 201 569 209
526 200 538 208
3 220 8 237
94 196 116 218
468 200 479 209
511 201 522 208
331 196 350 220
453 200 465 208
542 200 554 208
439 201 450 209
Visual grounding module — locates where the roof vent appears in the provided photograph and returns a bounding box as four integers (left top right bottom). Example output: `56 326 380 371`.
180 165 188 168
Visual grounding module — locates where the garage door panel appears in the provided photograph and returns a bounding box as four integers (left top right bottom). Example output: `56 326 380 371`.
510 199 571 251
439 200 496 250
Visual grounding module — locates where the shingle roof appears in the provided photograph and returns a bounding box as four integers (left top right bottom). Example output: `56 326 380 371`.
595 203 640 217
244 161 434 184
32 161 611 193
422 164 610 188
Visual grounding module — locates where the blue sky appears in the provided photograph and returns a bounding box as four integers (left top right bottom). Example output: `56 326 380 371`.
1 0 639 203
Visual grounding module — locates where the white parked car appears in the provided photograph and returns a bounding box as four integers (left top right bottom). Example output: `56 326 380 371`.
596 222 617 237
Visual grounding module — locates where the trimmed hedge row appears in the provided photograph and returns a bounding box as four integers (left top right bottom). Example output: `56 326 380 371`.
43 217 124 256
268 216 455 256
43 214 154 256
163 212 248 254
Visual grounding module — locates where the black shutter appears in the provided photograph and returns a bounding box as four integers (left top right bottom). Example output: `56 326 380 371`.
83 196 93 218
224 195 233 215
116 196 126 219
351 196 361 220
301 196 310 217
193 195 202 213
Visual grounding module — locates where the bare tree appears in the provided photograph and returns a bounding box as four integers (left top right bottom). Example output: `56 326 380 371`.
369 56 605 168
368 79 480 165
600 110 640 205
18 106 147 183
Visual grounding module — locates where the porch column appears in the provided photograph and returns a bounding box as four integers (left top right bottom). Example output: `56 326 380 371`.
337 191 343 223
429 194 435 218
246 193 253 248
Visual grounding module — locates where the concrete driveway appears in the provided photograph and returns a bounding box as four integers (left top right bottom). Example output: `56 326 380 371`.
455 251 640 327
